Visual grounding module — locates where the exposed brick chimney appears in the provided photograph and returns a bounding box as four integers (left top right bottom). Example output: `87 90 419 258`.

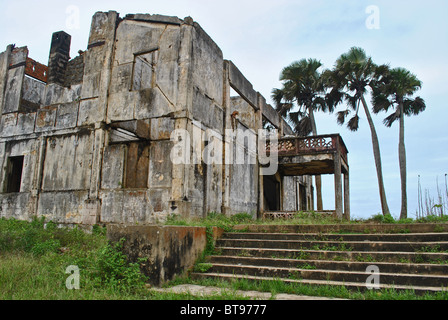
47 31 71 86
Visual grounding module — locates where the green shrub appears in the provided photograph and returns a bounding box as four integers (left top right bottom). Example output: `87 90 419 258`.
370 213 396 223
92 238 148 291
30 239 61 256
194 263 213 273
230 213 253 223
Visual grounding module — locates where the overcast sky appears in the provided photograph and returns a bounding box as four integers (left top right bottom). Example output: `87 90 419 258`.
1 0 447 219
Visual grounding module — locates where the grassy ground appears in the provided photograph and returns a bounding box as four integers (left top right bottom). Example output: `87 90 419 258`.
0 217 149 299
0 216 258 300
1 213 448 300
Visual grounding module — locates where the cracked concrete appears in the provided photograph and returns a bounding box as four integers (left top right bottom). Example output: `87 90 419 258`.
150 284 347 300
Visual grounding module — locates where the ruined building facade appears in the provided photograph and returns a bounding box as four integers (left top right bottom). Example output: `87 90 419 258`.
0 11 315 225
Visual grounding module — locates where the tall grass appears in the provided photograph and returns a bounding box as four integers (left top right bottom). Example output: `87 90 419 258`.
0 217 256 300
0 217 148 300
165 211 347 229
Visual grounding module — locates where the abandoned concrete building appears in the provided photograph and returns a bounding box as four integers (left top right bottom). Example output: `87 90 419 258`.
0 11 349 226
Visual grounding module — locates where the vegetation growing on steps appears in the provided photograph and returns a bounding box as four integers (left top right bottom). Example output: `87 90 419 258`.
166 210 448 229
172 211 448 301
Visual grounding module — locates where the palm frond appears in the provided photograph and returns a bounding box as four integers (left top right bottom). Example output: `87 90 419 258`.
371 92 392 114
336 110 350 125
312 96 328 112
345 94 358 111
403 96 426 116
347 114 360 132
271 88 284 106
287 111 300 125
295 116 313 137
389 67 423 97
383 110 400 127
325 87 344 110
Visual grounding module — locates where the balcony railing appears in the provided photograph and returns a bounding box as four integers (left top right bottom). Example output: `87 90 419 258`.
265 134 348 163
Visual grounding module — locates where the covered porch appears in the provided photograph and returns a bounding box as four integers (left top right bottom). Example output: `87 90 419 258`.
261 134 350 220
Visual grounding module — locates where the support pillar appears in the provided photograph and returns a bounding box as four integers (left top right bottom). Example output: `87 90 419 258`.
221 61 231 215
344 171 350 220
334 154 343 218
256 93 265 219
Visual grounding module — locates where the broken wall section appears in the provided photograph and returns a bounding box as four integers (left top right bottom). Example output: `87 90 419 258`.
100 14 190 224
186 21 224 218
0 44 91 224
221 61 262 217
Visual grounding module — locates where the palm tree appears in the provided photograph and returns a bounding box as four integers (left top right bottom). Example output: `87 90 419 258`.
372 67 426 219
324 47 391 216
272 58 330 211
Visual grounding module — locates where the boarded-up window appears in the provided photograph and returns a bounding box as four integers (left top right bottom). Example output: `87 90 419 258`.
132 50 157 91
4 156 24 193
125 142 149 189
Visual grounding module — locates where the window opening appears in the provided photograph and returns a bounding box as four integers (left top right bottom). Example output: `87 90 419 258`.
5 156 24 193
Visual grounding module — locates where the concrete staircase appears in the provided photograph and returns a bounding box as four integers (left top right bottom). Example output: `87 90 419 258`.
191 224 448 294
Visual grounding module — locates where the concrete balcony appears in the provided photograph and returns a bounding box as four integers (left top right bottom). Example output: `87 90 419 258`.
264 134 350 219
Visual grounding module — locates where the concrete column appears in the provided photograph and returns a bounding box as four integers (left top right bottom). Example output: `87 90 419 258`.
334 154 343 218
0 142 6 193
221 61 231 215
169 21 195 218
256 93 265 218
89 124 106 198
31 137 47 216
83 125 106 225
344 171 350 220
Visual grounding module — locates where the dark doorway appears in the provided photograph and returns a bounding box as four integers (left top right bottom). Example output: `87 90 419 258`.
263 175 280 211
5 156 24 193
299 183 307 211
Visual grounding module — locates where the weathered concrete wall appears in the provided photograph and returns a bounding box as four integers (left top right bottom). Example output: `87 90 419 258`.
0 139 39 220
0 10 311 226
107 224 223 286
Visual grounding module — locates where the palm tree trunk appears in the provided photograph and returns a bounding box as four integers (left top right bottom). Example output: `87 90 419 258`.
399 103 407 220
309 108 323 211
361 96 391 216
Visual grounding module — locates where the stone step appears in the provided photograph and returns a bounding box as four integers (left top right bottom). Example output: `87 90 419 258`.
232 223 448 234
194 227 448 294
208 255 448 276
223 232 448 243
218 247 448 264
201 263 448 288
191 272 446 294
215 238 448 252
